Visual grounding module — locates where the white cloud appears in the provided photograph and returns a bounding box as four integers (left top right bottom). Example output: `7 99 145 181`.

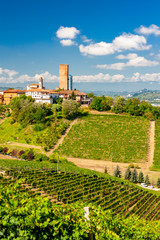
56 26 80 39
113 33 151 51
73 73 125 82
81 35 92 43
3 66 160 85
0 68 18 78
79 33 151 56
0 67 59 84
116 53 138 60
79 42 115 56
96 53 159 70
135 24 160 36
96 63 125 70
60 39 77 46
140 73 160 82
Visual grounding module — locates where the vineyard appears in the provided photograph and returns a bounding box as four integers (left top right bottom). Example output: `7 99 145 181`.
55 114 150 162
1 167 160 220
153 120 160 170
0 158 160 239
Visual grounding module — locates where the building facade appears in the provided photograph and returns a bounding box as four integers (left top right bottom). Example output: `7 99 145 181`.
3 89 25 105
25 89 59 104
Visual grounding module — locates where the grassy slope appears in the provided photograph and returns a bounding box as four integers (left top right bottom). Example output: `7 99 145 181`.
0 118 70 150
55 114 150 163
0 119 44 145
153 120 160 170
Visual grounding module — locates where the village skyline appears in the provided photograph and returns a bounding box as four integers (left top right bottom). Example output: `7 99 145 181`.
1 0 160 92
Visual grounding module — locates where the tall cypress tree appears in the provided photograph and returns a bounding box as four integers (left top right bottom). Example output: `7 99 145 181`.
145 174 150 185
114 165 121 178
138 171 144 183
124 167 131 180
130 168 138 183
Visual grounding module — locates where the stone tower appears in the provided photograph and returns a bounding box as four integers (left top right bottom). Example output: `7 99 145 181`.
59 64 69 90
39 76 43 89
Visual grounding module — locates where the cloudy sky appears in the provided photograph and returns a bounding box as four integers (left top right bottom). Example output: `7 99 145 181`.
1 0 160 91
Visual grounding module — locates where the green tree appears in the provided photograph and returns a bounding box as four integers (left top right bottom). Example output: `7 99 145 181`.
69 91 76 100
62 100 78 119
130 168 138 183
124 167 131 180
90 97 102 111
138 171 144 183
144 174 150 185
91 96 113 111
157 178 160 188
113 165 121 178
87 92 94 98
112 96 126 113
125 98 140 116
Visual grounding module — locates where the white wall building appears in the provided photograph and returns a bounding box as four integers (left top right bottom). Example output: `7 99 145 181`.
25 89 59 104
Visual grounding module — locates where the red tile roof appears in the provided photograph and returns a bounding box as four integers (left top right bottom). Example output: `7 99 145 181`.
4 89 25 93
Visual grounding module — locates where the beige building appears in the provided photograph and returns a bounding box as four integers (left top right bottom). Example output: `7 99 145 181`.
27 77 45 90
3 89 25 105
59 64 69 90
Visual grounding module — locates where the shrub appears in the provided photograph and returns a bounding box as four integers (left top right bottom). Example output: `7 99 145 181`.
33 124 45 132
49 154 57 163
129 163 135 168
144 112 155 121
34 153 49 162
62 100 78 119
11 149 18 157
2 147 8 154
27 152 34 161
0 146 3 152
18 150 25 158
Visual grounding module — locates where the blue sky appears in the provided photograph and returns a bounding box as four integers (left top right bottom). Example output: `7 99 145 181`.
1 0 160 91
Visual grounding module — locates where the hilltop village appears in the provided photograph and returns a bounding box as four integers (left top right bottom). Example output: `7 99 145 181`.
0 64 91 105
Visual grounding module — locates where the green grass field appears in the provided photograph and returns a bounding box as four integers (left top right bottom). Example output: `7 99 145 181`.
55 114 150 163
153 120 160 170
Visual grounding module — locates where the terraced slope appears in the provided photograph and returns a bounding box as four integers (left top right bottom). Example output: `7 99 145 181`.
55 115 150 162
5 169 160 220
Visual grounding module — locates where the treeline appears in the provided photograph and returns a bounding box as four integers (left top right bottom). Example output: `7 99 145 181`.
90 95 160 120
10 95 87 126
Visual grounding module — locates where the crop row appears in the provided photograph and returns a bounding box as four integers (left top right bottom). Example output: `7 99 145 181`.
4 169 160 220
55 115 149 162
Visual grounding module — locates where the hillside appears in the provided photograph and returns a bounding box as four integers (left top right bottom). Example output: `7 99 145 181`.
0 158 160 239
55 114 150 162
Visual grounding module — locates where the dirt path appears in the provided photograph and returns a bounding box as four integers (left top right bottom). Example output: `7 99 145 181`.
147 121 155 169
68 157 160 184
4 141 44 152
0 153 16 160
46 118 79 156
